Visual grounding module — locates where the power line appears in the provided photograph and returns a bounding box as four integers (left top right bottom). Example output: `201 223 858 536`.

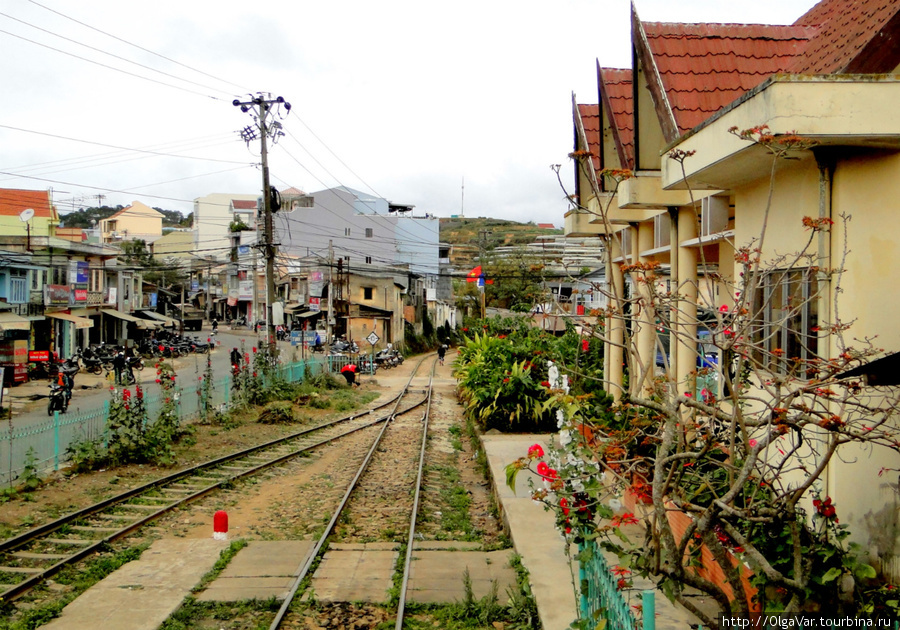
26 0 251 94
0 27 224 101
0 10 236 97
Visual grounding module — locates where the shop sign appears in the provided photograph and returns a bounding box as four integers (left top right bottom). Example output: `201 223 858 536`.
45 284 70 305
73 289 88 302
29 350 50 362
309 297 321 312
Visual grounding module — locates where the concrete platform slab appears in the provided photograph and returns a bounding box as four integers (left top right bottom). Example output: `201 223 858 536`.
413 540 482 551
406 549 517 604
481 434 579 630
219 540 314 578
42 538 228 630
197 541 316 602
196 577 295 602
309 543 398 603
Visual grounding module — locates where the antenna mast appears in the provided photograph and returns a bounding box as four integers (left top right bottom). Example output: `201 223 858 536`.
460 176 465 218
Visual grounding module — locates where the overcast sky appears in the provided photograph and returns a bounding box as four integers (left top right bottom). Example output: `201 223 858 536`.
1 0 815 225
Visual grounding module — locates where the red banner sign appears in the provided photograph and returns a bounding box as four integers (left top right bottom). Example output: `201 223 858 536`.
73 289 87 302
29 350 50 362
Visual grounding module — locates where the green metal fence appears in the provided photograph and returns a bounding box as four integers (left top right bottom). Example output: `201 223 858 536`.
0 356 329 486
579 539 655 630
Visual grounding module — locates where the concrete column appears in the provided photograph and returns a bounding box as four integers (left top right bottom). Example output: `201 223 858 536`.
605 233 625 400
633 221 656 397
675 206 699 396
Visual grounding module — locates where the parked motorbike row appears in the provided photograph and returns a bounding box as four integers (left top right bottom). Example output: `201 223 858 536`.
44 333 214 415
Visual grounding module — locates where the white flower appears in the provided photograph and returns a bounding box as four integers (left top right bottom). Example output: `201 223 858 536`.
559 430 573 447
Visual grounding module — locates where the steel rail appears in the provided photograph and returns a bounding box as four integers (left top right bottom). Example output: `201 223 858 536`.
0 394 410 604
269 354 433 630
395 356 437 629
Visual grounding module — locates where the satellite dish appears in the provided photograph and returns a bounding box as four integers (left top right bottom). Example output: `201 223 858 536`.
19 208 34 222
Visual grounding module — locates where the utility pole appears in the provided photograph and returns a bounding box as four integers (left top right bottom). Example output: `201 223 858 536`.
327 240 334 343
233 93 291 355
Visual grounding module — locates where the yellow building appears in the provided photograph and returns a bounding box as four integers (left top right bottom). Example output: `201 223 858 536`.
99 201 164 244
569 0 900 584
0 188 59 239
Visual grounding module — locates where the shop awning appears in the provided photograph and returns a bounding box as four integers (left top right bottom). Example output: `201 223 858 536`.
46 312 93 329
0 312 31 331
284 303 304 313
140 310 179 327
101 309 158 329
293 310 321 319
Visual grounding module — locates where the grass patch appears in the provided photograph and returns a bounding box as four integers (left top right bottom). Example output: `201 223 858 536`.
427 465 479 540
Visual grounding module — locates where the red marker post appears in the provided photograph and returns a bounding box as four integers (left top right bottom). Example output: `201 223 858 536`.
213 510 228 540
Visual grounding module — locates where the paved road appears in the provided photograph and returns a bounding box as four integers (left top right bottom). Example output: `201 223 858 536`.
5 327 315 431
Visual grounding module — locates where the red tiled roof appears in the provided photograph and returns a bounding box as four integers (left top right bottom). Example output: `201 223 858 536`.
576 103 602 173
233 200 257 210
642 22 815 134
789 0 900 73
0 188 54 219
599 67 635 169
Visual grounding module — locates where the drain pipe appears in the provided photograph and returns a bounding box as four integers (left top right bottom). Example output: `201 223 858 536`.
814 149 835 497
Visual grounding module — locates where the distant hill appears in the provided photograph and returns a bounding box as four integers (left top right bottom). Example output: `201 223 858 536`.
439 217 562 268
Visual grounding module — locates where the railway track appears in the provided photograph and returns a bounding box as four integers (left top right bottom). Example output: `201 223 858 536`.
0 390 429 605
269 354 437 630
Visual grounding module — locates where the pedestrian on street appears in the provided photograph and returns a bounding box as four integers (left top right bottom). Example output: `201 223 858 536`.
438 344 447 366
112 349 126 386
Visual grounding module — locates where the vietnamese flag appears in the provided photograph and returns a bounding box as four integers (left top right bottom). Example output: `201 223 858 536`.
466 265 482 282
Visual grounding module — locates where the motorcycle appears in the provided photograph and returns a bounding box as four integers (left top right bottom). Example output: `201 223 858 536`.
77 349 104 375
330 339 359 354
48 383 69 416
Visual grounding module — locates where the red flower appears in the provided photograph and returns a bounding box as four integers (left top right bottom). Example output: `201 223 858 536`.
537 462 551 477
503 378 509 383
719 304 729 313
252 346 257 353
462 328 468 332
252 371 257 378
617 578 627 590
612 565 631 576
198 376 203 381
582 339 589 352
158 345 164 352
611 512 640 527
528 444 544 459
559 497 570 516
122 388 131 400
540 381 550 387
813 496 838 520
155 379 161 384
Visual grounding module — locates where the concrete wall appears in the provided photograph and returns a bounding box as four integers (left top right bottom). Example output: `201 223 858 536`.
274 187 438 277
193 193 259 262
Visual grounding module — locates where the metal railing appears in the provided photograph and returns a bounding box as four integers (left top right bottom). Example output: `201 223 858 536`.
0 356 331 486
579 539 655 630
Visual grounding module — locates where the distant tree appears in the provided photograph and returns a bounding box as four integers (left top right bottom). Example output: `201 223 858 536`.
58 205 120 229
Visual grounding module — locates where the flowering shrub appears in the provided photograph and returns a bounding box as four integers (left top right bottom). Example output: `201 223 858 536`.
454 318 607 432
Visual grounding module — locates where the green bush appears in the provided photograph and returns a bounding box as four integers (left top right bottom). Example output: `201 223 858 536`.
257 401 298 424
